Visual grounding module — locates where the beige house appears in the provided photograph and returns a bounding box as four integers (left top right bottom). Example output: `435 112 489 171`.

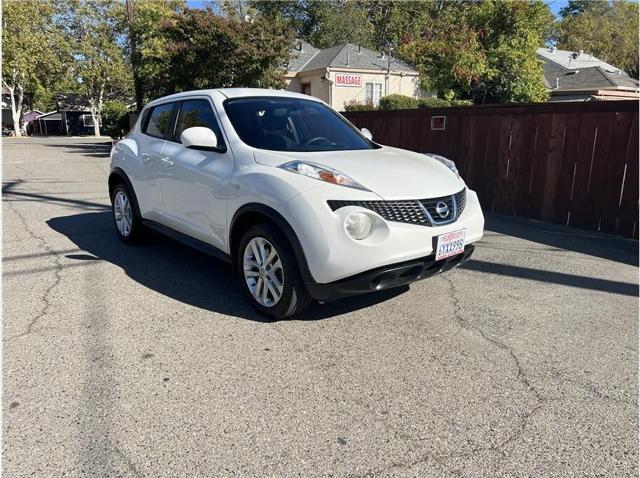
285 41 426 111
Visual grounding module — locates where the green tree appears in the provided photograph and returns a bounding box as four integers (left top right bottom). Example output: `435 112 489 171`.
362 0 432 52
555 0 639 78
65 1 132 136
398 6 488 100
305 1 373 48
101 100 130 138
252 0 373 49
2 0 70 136
113 0 185 109
30 84 56 112
398 0 552 104
157 7 293 93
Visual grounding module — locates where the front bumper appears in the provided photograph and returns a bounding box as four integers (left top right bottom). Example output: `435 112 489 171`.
281 185 484 284
306 245 475 302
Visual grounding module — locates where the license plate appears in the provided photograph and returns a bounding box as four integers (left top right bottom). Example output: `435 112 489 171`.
435 229 466 261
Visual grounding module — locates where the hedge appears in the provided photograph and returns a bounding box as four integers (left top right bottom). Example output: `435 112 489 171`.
378 94 472 110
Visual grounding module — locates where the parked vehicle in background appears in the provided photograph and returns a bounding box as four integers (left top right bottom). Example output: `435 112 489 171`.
108 89 484 318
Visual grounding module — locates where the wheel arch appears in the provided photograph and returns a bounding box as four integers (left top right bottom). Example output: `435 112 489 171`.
108 168 142 218
229 203 314 283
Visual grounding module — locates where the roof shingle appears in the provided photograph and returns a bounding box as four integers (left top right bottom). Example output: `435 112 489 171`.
544 66 639 92
289 42 416 73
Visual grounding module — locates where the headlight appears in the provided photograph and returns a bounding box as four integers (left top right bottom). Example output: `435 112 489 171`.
279 161 368 190
345 212 373 240
429 154 459 178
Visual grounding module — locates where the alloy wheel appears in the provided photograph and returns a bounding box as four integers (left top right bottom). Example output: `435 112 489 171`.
114 190 133 237
243 237 284 307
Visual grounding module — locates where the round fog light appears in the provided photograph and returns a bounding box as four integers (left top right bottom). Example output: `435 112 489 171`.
345 212 373 240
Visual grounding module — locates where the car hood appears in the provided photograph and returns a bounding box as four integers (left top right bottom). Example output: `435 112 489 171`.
253 146 465 200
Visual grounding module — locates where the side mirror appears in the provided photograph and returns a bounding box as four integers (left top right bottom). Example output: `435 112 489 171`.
181 126 219 151
361 127 373 141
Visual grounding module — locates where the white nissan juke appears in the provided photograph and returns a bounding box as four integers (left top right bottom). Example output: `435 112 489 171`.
109 88 484 318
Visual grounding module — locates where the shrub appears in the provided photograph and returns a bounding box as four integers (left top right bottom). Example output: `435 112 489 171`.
378 94 419 110
102 100 130 138
417 97 452 108
378 94 473 110
448 99 473 106
343 100 377 112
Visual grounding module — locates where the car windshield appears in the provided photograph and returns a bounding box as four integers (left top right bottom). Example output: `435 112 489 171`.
223 97 378 152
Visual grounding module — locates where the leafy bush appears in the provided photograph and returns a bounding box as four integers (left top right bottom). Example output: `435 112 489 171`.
101 100 130 138
378 94 419 110
417 97 451 108
448 99 473 106
377 94 474 110
343 100 377 111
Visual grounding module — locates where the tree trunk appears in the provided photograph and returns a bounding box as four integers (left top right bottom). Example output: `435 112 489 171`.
92 110 101 137
88 85 105 137
127 0 144 112
5 82 23 138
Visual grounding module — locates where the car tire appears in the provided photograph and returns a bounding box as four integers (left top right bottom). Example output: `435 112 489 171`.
110 182 145 243
237 222 312 319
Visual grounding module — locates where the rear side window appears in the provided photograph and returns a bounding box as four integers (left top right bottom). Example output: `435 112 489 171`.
173 99 224 145
144 103 174 139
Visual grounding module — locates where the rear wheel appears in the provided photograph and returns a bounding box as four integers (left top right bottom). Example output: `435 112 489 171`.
237 223 311 319
111 183 145 243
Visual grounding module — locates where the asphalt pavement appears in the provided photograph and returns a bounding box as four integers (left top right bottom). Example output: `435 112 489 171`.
3 136 638 477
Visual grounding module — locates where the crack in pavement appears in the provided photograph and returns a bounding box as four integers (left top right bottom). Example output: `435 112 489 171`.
442 274 546 451
4 198 65 342
354 273 547 477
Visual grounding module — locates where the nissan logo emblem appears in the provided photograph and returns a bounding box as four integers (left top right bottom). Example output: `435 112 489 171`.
435 201 450 218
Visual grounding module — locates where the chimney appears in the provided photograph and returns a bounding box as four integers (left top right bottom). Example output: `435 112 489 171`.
578 49 584 57
346 48 350 67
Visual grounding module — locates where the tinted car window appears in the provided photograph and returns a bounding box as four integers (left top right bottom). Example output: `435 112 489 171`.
224 97 377 152
173 99 223 144
144 103 174 139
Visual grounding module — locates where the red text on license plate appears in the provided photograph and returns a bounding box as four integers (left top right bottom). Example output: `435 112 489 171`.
435 230 466 261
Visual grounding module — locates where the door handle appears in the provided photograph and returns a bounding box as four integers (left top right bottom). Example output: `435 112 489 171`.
160 157 174 167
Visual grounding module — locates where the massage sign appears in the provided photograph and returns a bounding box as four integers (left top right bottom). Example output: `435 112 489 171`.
335 74 363 87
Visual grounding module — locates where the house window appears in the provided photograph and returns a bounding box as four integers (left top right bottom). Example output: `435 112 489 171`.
301 83 311 95
365 82 382 106
82 114 95 127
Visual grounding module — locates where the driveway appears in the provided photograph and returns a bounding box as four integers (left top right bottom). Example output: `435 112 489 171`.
3 137 638 477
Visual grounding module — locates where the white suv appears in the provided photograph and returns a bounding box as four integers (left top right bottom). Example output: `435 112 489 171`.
109 89 484 318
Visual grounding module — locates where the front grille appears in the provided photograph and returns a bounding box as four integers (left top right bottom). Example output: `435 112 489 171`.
327 199 430 225
328 188 466 227
455 188 466 216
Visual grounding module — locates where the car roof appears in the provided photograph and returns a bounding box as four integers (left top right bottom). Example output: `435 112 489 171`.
144 88 321 108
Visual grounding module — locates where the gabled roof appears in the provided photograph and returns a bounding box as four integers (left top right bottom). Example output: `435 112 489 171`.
36 111 62 120
544 66 639 92
289 41 416 74
55 93 90 112
288 41 321 72
537 47 620 72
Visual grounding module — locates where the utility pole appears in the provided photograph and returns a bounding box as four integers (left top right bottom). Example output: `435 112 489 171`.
385 48 392 97
126 0 144 113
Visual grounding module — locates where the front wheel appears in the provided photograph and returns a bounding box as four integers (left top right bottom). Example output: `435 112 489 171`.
237 223 311 319
111 183 145 243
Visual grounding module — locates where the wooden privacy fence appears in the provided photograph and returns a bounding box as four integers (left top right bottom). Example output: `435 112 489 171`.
344 100 639 239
